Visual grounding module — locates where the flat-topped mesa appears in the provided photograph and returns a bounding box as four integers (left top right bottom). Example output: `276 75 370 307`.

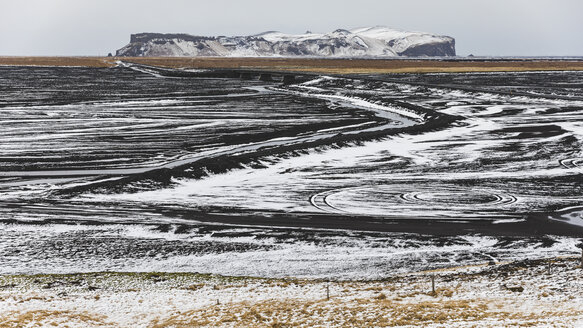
116 26 456 57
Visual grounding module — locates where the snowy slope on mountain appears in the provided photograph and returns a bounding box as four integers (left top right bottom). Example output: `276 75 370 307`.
116 26 455 57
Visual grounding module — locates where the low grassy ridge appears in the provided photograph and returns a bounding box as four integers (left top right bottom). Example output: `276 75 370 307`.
2 56 583 74
1 257 582 327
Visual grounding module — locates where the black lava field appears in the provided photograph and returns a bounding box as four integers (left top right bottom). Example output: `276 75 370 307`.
1 65 582 279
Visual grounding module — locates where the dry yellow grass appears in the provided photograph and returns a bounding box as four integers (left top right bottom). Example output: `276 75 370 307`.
2 56 583 74
0 56 116 68
148 296 578 328
121 57 583 74
0 310 108 328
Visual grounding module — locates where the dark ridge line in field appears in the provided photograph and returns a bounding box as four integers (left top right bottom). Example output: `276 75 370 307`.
2 202 583 237
161 207 583 237
119 61 320 84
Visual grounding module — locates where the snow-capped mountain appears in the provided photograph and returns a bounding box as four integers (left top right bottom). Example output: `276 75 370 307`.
115 27 455 57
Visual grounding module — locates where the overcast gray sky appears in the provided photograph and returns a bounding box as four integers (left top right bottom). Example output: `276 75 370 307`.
1 0 581 56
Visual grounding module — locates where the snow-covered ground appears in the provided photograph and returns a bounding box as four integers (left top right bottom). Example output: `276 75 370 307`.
1 223 581 279
1 257 582 327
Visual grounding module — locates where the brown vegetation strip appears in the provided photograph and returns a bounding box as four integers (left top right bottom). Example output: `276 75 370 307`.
149 297 554 328
2 56 583 74
0 56 116 68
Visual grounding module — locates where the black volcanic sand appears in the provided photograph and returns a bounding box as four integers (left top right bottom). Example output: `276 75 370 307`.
363 70 583 100
0 67 582 235
1 67 583 276
0 66 376 172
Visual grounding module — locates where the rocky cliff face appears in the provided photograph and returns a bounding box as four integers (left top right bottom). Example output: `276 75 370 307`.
116 27 455 57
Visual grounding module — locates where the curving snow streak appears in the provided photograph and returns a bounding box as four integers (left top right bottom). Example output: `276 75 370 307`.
285 84 425 121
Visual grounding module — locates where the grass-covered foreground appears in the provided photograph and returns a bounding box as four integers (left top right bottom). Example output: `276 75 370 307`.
1 257 582 327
